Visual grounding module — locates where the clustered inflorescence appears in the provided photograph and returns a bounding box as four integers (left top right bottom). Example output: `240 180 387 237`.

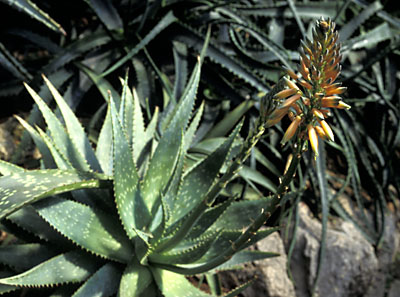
266 18 350 156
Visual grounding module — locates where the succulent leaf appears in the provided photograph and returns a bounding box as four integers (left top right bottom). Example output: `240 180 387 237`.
141 58 201 215
96 103 113 175
2 0 66 35
212 250 278 272
14 115 57 169
42 75 102 172
0 169 109 219
110 94 150 238
35 126 73 170
0 283 17 295
183 101 205 152
199 228 278 263
118 260 153 297
72 263 121 297
0 160 24 176
76 63 121 106
152 268 217 297
101 11 177 77
34 196 134 263
24 83 90 171
211 199 272 231
0 250 99 287
186 196 235 240
149 232 217 265
131 88 146 159
170 121 242 224
7 206 72 244
0 243 58 272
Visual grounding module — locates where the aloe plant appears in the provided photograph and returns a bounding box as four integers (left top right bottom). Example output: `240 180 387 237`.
0 49 285 296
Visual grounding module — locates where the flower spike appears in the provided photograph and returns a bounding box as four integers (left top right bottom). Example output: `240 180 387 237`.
265 17 351 157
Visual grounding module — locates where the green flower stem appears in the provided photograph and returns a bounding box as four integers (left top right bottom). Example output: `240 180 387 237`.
154 119 265 253
154 139 304 275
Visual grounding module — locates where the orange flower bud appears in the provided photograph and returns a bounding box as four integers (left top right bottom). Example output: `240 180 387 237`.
282 116 302 144
298 79 313 90
275 88 297 99
280 94 301 109
284 67 299 80
325 86 347 96
284 77 300 90
266 108 289 127
321 96 340 108
336 101 351 110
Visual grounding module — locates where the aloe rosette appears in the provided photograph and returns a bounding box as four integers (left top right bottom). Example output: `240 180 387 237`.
0 53 279 296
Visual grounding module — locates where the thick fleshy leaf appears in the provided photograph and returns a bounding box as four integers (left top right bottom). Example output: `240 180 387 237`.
239 166 277 193
0 169 110 219
199 228 278 263
141 58 201 214
213 250 278 272
110 95 150 238
72 263 121 297
24 83 90 171
149 232 217 265
186 197 235 239
42 75 102 172
172 41 188 103
77 63 120 107
170 121 242 224
0 243 58 272
132 88 146 158
35 126 72 170
118 260 152 297
101 11 177 77
14 115 56 168
0 42 32 80
35 196 134 263
3 0 66 34
0 250 99 287
0 283 17 294
96 103 113 175
0 160 24 176
84 0 123 31
118 76 134 148
183 102 204 152
7 206 72 244
152 268 216 297
205 100 254 139
211 199 271 231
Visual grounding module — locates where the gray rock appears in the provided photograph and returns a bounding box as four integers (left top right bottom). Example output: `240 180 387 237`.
256 232 296 297
289 203 379 297
220 231 296 297
388 279 400 297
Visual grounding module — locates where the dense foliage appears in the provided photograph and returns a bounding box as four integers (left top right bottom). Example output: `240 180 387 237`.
0 0 399 296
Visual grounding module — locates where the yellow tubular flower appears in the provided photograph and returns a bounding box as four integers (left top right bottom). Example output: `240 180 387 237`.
308 124 319 156
282 116 302 144
319 120 334 142
315 126 327 140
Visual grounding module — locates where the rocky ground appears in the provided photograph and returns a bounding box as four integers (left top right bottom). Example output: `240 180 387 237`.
221 202 400 297
1 119 400 297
